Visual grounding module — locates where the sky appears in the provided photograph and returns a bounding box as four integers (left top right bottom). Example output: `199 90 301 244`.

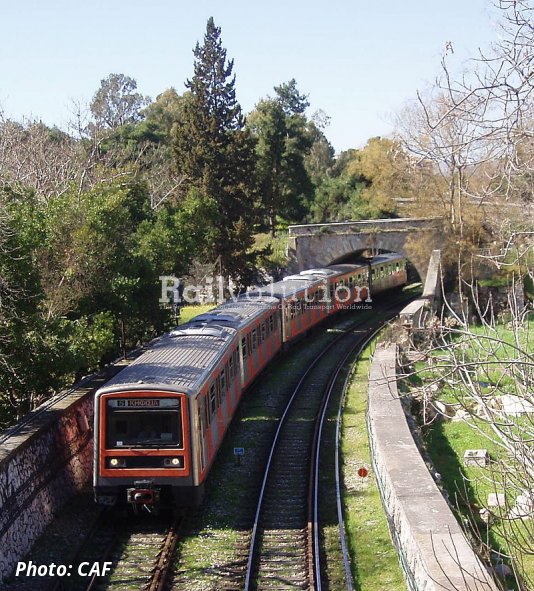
0 0 499 153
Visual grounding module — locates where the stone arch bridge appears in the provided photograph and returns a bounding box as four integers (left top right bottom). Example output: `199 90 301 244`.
287 217 443 282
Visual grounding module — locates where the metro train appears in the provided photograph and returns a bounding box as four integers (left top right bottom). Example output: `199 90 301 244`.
93 253 407 509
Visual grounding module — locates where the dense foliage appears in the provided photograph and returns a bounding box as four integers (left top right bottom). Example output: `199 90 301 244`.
1 5 531 427
0 17 406 426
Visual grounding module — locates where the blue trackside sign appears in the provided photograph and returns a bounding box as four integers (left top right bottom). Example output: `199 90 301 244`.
233 447 245 456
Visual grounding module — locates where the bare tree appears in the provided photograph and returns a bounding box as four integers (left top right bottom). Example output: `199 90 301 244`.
396 0 534 241
0 114 86 201
395 3 534 587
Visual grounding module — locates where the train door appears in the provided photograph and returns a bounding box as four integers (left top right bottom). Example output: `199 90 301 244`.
196 394 208 475
239 334 248 386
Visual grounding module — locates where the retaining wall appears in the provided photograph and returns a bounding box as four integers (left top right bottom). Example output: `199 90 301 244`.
0 365 126 583
367 344 499 591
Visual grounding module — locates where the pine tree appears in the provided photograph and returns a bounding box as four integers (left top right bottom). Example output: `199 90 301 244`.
173 18 259 285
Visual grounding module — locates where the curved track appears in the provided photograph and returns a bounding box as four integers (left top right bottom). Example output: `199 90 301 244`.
243 302 405 591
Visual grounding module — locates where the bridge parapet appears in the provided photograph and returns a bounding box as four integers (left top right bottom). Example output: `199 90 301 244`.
288 217 442 237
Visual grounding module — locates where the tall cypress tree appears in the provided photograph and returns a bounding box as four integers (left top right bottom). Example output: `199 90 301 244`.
173 18 259 285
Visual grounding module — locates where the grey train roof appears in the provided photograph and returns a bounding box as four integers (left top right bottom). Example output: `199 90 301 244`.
326 263 369 274
300 268 343 278
97 324 236 395
369 253 405 264
247 275 323 300
191 296 279 330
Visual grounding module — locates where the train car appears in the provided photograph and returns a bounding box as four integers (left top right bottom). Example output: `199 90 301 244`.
94 255 407 510
93 297 281 510
246 274 326 343
314 263 372 309
94 322 239 509
189 296 281 389
368 253 407 294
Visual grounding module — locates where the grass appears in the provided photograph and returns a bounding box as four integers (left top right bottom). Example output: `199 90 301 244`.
341 338 406 591
409 313 534 590
177 304 215 325
423 415 534 590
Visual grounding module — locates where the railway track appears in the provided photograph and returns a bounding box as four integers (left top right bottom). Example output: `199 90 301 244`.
44 511 182 591
89 515 182 591
242 293 416 591
243 320 382 591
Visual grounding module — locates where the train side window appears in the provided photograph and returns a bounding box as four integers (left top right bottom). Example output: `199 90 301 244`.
349 276 354 287
242 337 247 359
216 376 222 406
380 266 384 277
204 392 211 426
252 329 257 350
357 274 362 286
247 333 252 354
198 398 204 430
396 262 400 272
210 384 217 415
229 356 234 379
261 321 266 342
220 369 226 393
269 314 275 332
198 398 205 432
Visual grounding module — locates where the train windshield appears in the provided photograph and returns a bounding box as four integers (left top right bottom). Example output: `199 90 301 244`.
105 398 183 449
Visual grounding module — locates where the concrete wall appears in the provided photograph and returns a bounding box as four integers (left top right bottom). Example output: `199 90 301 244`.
367 344 499 591
422 250 441 310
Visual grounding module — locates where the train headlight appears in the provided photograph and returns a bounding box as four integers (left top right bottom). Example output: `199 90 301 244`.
163 457 183 468
108 458 126 468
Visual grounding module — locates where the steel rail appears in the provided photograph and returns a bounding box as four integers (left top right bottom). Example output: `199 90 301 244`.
147 517 183 591
242 295 414 591
242 316 371 591
312 326 382 591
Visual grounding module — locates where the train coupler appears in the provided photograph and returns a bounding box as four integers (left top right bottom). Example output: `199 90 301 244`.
127 480 161 513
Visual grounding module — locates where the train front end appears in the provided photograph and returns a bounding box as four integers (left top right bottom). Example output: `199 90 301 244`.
93 388 193 511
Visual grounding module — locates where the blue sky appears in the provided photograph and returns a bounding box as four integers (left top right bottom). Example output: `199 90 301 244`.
0 0 498 152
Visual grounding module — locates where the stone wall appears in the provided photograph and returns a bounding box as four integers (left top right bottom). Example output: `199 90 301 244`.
0 364 127 583
0 393 93 582
367 344 499 591
286 217 443 282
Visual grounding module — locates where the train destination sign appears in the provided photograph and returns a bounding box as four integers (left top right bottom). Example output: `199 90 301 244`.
107 399 180 408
